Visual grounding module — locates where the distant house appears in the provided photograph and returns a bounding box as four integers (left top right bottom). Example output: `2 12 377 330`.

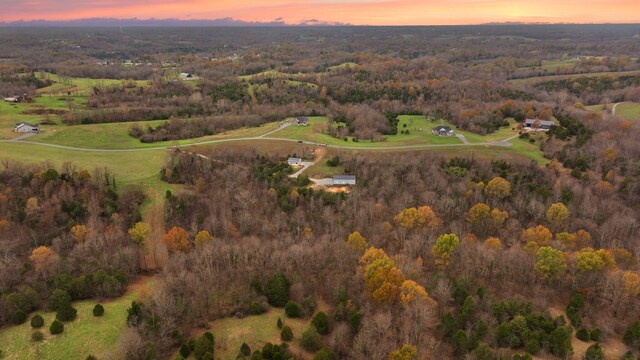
432 126 455 136
295 116 309 126
524 119 555 131
14 122 39 133
3 94 28 103
333 175 356 186
179 73 195 80
288 157 302 166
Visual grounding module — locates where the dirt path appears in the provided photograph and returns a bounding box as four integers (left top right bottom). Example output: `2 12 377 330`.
612 102 624 116
142 188 169 270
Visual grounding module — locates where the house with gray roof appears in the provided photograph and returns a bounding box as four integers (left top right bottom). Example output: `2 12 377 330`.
431 126 454 136
14 122 39 133
333 175 356 186
524 119 555 131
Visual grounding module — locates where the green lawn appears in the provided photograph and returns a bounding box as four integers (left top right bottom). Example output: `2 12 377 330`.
0 142 167 188
208 308 312 360
0 278 155 360
36 73 151 96
615 102 640 120
29 121 281 150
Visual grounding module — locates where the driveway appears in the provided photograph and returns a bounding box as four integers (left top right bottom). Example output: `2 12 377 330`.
289 161 314 178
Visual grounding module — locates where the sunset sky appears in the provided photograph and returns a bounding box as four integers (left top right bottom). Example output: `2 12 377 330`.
1 0 639 25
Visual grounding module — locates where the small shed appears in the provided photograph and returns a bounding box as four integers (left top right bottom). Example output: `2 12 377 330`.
333 175 356 186
288 157 302 166
14 122 40 133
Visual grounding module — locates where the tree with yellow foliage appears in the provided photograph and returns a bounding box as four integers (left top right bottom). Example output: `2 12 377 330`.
483 177 511 199
347 231 367 251
128 222 151 247
546 202 569 229
70 224 91 243
522 225 553 246
535 246 567 280
163 226 191 253
399 280 430 306
194 230 213 246
432 234 460 269
360 247 404 304
394 206 441 230
389 345 418 360
575 248 605 273
623 272 640 297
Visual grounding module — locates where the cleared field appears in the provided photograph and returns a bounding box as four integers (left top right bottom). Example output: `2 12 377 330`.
37 73 151 96
0 142 167 187
29 121 281 150
510 70 640 85
209 308 313 360
615 102 640 120
0 277 155 360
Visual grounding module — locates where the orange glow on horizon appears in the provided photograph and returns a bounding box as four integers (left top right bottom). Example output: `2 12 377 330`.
1 0 639 25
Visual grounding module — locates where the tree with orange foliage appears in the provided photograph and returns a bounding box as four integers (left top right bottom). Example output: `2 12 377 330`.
360 247 404 304
623 272 640 297
29 246 58 277
0 219 9 232
70 224 91 243
485 237 502 250
522 225 553 246
163 226 191 253
399 280 430 306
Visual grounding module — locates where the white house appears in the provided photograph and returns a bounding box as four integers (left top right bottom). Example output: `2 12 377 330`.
288 157 302 166
333 175 356 186
14 122 40 133
432 126 455 136
524 119 555 131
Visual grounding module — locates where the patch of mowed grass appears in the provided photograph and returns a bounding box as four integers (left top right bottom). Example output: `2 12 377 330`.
0 142 168 187
0 278 155 360
0 101 44 139
615 102 640 120
208 308 310 360
36 73 151 96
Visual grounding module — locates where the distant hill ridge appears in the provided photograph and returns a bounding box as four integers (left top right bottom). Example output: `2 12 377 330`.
0 17 352 27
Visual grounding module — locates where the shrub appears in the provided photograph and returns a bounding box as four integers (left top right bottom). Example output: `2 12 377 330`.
201 353 213 360
93 304 105 317
525 337 540 355
326 156 340 167
590 328 603 342
277 317 283 329
30 314 44 328
194 332 214 360
584 343 605 360
31 331 44 342
311 312 330 335
12 310 27 325
624 321 640 349
179 343 191 358
49 289 72 311
302 297 317 315
313 347 337 360
86 356 97 360
248 300 266 315
300 325 322 352
240 342 251 356
576 328 590 341
50 320 64 334
264 274 290 307
566 292 585 327
56 305 77 322
281 326 293 341
284 301 302 318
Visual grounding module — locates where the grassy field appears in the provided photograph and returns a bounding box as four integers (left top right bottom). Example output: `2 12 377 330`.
0 142 167 188
208 308 313 360
510 70 640 85
615 102 640 120
0 277 155 360
36 73 150 96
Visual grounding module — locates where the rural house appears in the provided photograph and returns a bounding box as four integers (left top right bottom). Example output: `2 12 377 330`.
3 94 29 103
14 122 40 133
295 116 309 126
288 157 302 166
524 119 555 131
432 126 455 136
333 175 356 186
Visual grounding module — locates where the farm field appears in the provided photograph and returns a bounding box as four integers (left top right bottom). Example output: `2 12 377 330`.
36 72 151 96
0 277 155 360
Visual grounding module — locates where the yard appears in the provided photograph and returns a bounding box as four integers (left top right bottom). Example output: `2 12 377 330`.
0 277 155 360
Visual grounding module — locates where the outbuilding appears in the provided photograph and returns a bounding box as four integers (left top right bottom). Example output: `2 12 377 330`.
333 175 356 186
14 122 40 133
